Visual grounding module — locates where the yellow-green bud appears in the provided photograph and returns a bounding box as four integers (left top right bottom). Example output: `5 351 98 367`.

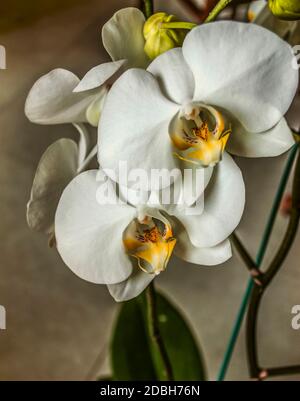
143 12 196 60
268 0 300 20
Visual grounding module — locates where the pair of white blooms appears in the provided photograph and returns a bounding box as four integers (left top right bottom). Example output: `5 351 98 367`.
26 8 298 301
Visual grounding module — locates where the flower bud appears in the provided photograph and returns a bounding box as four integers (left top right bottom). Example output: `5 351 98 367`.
143 12 195 60
268 0 300 20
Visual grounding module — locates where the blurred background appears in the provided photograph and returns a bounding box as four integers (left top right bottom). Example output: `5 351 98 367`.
0 0 299 381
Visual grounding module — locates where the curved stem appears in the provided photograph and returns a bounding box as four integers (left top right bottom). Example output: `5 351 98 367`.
263 152 300 285
143 0 154 19
77 144 97 174
230 233 259 274
246 284 262 378
247 148 300 379
267 365 300 378
205 0 233 22
146 282 174 381
72 123 90 165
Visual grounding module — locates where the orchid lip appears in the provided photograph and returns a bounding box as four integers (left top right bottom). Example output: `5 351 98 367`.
169 102 231 167
123 214 176 275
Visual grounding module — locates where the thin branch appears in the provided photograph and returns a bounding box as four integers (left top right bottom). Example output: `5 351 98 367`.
146 281 174 381
143 0 154 19
217 143 299 381
246 146 300 379
231 234 262 283
263 152 300 285
266 365 300 378
205 0 234 22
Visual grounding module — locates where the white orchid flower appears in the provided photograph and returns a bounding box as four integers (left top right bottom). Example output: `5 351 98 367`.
55 155 245 302
25 7 151 239
99 21 298 188
24 61 126 128
24 8 150 130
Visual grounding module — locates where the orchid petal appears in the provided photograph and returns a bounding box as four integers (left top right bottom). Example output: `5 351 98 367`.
227 117 295 157
73 60 126 92
107 269 154 302
99 68 179 190
172 152 245 248
72 123 90 166
174 223 232 265
147 47 194 105
55 170 136 284
183 21 298 133
25 69 99 124
85 87 108 127
102 7 150 68
27 139 78 234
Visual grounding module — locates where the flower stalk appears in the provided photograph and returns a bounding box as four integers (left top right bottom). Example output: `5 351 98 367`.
246 144 300 379
146 282 174 381
162 22 197 30
143 0 154 19
205 0 234 22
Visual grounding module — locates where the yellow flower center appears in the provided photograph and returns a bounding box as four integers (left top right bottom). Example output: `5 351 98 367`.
170 103 231 167
123 215 176 275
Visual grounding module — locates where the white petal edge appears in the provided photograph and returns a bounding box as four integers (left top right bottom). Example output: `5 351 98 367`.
227 117 295 157
102 7 150 69
73 60 126 92
55 170 136 284
25 69 100 125
107 269 154 302
174 225 232 266
183 21 299 133
27 139 78 234
172 152 245 248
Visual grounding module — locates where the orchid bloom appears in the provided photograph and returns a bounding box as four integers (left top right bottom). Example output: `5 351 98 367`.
55 154 245 301
25 64 119 237
25 7 152 130
25 7 151 237
24 63 125 129
99 21 298 187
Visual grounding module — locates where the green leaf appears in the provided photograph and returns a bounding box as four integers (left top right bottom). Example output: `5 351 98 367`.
110 297 157 380
111 290 206 381
142 292 206 381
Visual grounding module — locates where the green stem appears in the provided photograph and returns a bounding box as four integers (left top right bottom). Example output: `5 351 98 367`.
205 0 233 22
146 282 174 381
162 22 197 30
143 0 154 19
217 143 299 381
